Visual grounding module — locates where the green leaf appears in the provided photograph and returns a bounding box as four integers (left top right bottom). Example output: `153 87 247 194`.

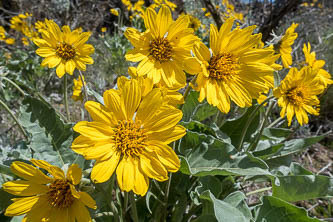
255 196 320 221
220 106 260 148
254 133 328 160
273 173 333 202
18 96 77 167
179 131 272 177
182 91 218 122
200 191 251 222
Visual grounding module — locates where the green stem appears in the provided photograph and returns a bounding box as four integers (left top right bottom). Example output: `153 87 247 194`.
179 74 198 110
122 191 128 221
247 101 276 152
0 98 28 140
268 116 284 128
129 192 139 222
245 187 272 196
162 173 172 222
78 70 89 103
237 95 274 152
2 77 25 96
63 74 70 121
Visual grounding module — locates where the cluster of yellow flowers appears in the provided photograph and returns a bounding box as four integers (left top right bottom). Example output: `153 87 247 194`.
0 13 50 46
2 3 332 221
301 0 323 8
202 0 244 22
269 23 332 126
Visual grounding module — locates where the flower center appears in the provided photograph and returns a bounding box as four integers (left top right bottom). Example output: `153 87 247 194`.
286 87 304 106
56 42 76 60
150 37 172 63
113 120 147 157
47 180 74 208
208 53 239 80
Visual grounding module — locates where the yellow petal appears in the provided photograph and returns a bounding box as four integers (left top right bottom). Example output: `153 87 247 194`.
136 88 164 124
156 5 172 37
120 78 141 120
140 152 168 181
41 55 61 68
103 89 126 120
36 47 56 57
3 181 48 196
67 164 82 185
148 125 186 144
116 156 135 192
84 101 117 126
144 7 157 38
72 199 92 222
147 141 180 172
10 161 52 184
145 105 183 133
133 159 149 196
65 59 76 75
91 152 121 183
5 196 40 216
56 62 66 78
79 192 97 209
73 121 113 139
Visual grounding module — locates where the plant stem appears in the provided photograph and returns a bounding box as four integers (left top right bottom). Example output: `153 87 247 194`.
78 70 89 103
2 77 25 96
162 173 172 222
268 116 284 128
247 101 276 152
0 98 28 140
237 95 274 152
63 74 70 121
129 192 139 222
179 75 198 110
245 187 272 196
122 191 128 221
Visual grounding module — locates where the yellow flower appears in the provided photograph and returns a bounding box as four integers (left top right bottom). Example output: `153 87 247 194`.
3 160 96 221
303 42 333 87
5 38 15 45
274 66 325 126
71 77 186 196
10 15 29 33
33 19 94 78
186 18 280 113
222 0 244 22
101 27 107 33
125 5 197 88
35 20 47 32
128 67 184 105
110 8 119 16
0 26 6 40
21 37 29 46
72 75 85 101
180 14 201 32
275 23 298 68
205 12 211 17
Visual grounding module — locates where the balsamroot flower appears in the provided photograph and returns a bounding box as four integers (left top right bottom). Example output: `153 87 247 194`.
275 23 298 68
186 18 280 113
303 42 333 87
33 19 94 78
3 160 96 221
124 5 197 88
72 75 85 101
71 77 186 196
274 66 325 126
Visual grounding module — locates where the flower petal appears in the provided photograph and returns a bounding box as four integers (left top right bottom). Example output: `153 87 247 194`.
5 196 40 216
91 152 121 183
10 161 52 184
67 164 82 185
3 181 48 196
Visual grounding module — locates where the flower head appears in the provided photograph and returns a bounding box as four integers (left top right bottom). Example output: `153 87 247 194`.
125 5 197 88
72 77 186 196
303 42 333 87
128 67 184 106
72 75 85 101
33 19 94 78
275 23 298 68
186 18 280 113
274 66 325 126
35 20 47 33
179 14 201 32
3 160 96 221
110 8 119 16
